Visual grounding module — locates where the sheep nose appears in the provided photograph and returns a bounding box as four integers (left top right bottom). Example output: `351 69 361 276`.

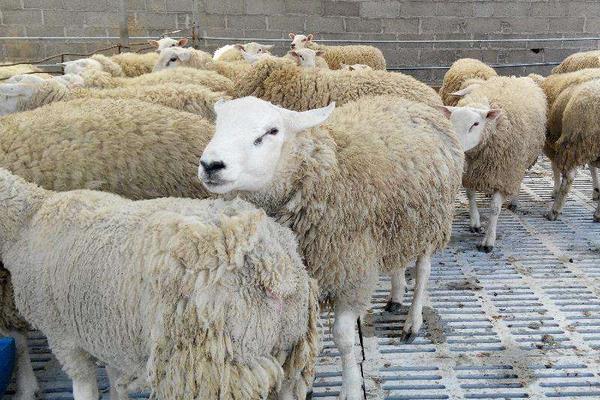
200 160 226 175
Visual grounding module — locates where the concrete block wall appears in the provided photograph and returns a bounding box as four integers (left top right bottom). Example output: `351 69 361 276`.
1 0 600 83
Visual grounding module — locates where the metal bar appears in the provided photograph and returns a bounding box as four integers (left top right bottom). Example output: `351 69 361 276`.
194 36 600 44
118 0 130 51
191 0 201 49
389 61 561 71
0 36 189 41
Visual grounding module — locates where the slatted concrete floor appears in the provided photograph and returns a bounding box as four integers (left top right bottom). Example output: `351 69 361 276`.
7 157 600 399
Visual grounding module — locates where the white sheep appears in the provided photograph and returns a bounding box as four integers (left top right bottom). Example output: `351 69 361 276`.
153 46 213 72
63 54 124 77
148 36 189 52
289 33 386 70
214 42 274 61
0 82 36 116
199 95 464 400
287 48 329 69
0 169 319 400
440 76 546 251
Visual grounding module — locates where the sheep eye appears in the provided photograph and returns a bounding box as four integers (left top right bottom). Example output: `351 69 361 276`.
169 57 178 62
473 122 479 127
254 137 263 146
267 128 278 135
258 49 263 53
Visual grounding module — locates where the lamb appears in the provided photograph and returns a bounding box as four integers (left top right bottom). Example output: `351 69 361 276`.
441 76 546 252
439 58 498 106
0 169 319 400
552 50 600 74
214 42 274 62
14 79 230 120
148 36 188 52
544 80 600 221
110 52 159 77
236 56 442 111
289 33 386 70
81 67 234 94
0 97 220 398
340 63 372 71
153 47 213 72
287 48 329 69
63 54 125 77
199 95 464 400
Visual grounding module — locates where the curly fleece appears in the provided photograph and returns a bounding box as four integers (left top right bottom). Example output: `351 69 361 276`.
552 50 600 74
236 57 442 111
0 170 318 399
459 76 547 197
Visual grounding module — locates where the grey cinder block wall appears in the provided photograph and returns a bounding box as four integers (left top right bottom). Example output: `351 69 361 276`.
1 0 599 84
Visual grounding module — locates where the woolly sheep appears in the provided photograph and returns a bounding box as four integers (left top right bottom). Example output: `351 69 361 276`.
545 80 600 221
552 50 600 74
110 52 159 77
214 42 274 62
340 63 372 71
0 98 219 397
0 170 319 400
540 68 600 109
442 76 546 252
81 67 234 94
439 58 498 106
15 79 230 120
289 33 386 70
148 36 188 52
199 95 464 399
0 82 37 116
236 56 442 111
287 48 329 69
153 47 213 72
64 54 124 77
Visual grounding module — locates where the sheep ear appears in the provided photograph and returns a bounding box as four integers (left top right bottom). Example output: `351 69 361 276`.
349 66 355 71
234 44 245 51
178 38 188 46
148 40 159 47
307 34 314 41
283 102 335 133
289 32 296 39
486 109 501 120
435 105 453 119
0 84 35 97
178 50 192 62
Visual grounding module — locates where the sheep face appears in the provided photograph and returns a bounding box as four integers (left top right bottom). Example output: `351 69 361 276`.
239 42 274 55
439 105 501 152
0 83 36 115
288 48 324 68
148 37 188 53
153 47 192 71
63 58 104 76
199 96 335 194
289 33 313 50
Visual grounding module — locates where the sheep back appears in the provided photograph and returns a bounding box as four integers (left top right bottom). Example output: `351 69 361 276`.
552 50 600 74
307 42 386 70
110 52 159 77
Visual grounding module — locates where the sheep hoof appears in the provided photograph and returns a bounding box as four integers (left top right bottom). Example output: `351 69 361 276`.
469 226 482 233
384 301 402 314
400 330 417 344
477 244 493 253
545 210 560 221
593 189 600 201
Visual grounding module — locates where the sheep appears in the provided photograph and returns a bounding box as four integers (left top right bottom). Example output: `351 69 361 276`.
81 67 234 94
153 46 213 72
289 33 386 70
441 76 546 252
0 169 319 400
15 79 230 120
236 56 442 111
199 95 464 400
148 36 188 52
439 58 498 106
0 82 37 116
214 42 274 62
287 48 329 69
540 68 600 110
552 50 600 74
544 80 600 221
53 73 85 87
0 97 220 398
64 54 125 77
340 63 372 71
109 52 159 77
4 74 47 85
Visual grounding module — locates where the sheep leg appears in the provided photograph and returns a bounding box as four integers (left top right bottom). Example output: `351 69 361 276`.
106 366 128 400
478 192 503 253
467 189 482 233
546 169 576 221
551 160 561 199
9 330 39 400
333 307 362 400
53 346 99 400
590 165 600 200
384 269 406 313
401 248 431 343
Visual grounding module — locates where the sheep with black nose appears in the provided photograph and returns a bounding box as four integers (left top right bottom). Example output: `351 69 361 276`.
199 95 464 400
